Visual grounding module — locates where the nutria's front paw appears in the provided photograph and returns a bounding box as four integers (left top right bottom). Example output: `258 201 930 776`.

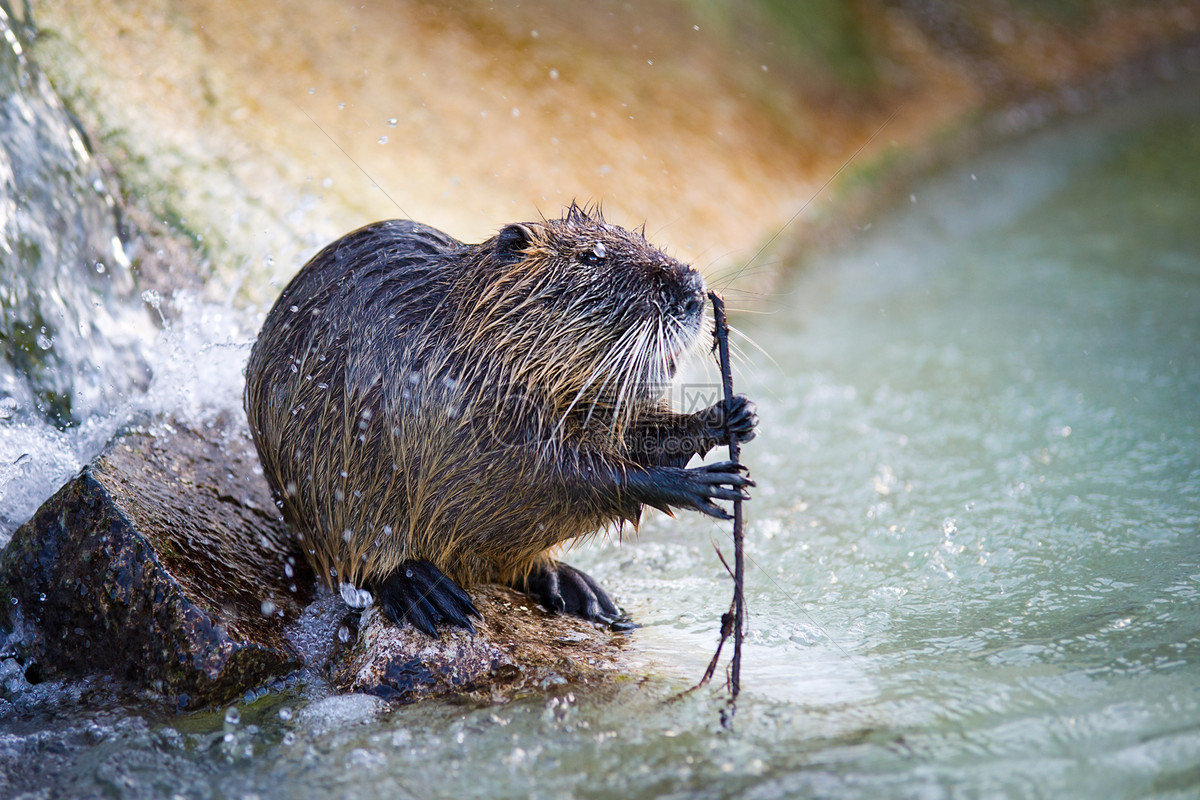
725 395 759 443
700 395 758 444
514 562 634 631
681 461 754 519
625 461 754 520
372 559 481 637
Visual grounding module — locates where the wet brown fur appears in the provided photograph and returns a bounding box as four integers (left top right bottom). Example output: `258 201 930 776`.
245 205 716 594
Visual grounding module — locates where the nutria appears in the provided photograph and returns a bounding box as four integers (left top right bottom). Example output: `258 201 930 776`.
244 204 757 636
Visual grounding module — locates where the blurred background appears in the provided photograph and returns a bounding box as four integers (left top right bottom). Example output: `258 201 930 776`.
17 0 1200 294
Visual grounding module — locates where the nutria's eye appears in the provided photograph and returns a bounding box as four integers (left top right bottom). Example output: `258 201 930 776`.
683 294 704 318
578 241 606 266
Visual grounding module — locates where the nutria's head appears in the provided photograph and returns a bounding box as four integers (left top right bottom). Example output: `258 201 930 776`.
449 204 707 425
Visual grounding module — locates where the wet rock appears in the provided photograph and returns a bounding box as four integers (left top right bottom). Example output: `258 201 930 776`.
0 417 628 710
0 418 314 710
337 585 625 704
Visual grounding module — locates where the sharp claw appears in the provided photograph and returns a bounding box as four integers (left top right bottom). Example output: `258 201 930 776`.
516 562 628 626
439 598 474 630
407 598 439 638
437 573 482 622
699 501 732 519
373 560 477 637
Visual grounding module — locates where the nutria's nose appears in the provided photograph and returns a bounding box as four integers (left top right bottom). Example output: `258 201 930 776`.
680 269 705 317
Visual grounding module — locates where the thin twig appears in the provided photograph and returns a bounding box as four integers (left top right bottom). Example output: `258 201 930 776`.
692 545 737 690
709 291 745 728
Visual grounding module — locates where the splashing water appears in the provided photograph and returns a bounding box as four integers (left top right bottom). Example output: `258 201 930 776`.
0 9 255 541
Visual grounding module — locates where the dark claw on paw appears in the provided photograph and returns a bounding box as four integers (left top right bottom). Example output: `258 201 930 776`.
625 460 753 521
702 395 758 444
724 395 759 442
514 561 633 630
371 559 481 637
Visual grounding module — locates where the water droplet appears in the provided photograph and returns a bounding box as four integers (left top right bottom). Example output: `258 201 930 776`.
36 330 54 350
224 707 241 726
308 87 316 95
278 706 293 721
284 562 294 579
942 517 958 537
592 242 606 259
387 117 398 127
38 593 46 602
377 136 388 144
260 598 277 616
337 102 346 110
337 625 351 643
549 68 559 80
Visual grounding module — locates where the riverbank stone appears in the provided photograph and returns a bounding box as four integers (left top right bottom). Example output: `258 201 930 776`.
337 585 626 704
0 418 313 709
0 418 627 710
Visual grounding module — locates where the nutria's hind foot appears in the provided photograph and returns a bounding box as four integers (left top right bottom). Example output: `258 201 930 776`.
372 560 481 637
515 561 635 632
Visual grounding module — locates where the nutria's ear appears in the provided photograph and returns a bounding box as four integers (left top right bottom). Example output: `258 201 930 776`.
496 224 534 260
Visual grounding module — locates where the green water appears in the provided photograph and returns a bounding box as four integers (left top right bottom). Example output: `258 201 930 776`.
3 80 1200 800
